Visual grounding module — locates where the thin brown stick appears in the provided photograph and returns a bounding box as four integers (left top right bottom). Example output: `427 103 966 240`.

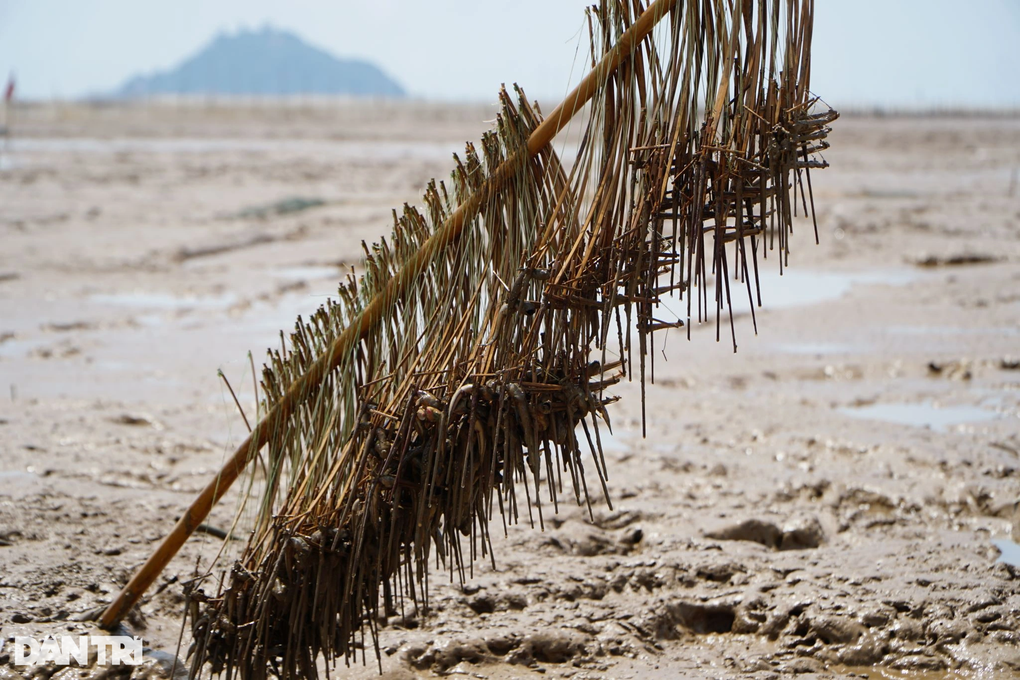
217 369 251 433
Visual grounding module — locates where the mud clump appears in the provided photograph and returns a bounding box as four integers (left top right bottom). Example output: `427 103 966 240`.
641 599 738 639
704 516 825 550
809 614 866 644
836 633 887 666
705 518 782 548
403 630 590 672
463 589 528 615
507 631 588 665
404 638 492 673
671 601 737 635
779 517 825 550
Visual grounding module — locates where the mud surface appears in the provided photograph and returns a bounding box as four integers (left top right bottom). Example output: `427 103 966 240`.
1 102 1019 678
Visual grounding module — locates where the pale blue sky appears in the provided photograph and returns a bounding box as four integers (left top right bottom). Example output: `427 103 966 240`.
0 1 1018 108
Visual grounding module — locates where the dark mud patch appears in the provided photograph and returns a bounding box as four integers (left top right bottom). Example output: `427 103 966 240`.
109 413 161 428
912 252 1002 267
40 321 96 333
228 196 326 220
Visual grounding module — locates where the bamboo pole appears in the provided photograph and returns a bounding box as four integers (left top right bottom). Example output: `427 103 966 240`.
99 0 680 630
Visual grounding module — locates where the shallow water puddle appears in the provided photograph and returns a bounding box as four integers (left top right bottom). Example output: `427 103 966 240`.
839 402 998 432
772 341 864 355
0 470 39 481
0 470 43 498
0 337 47 359
992 539 1020 568
889 325 1020 338
649 268 919 334
596 428 631 454
91 291 237 310
573 423 631 455
273 265 342 281
10 137 461 161
704 268 918 315
751 269 917 311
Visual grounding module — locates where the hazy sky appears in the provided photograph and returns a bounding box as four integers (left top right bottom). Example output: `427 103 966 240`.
0 0 1018 109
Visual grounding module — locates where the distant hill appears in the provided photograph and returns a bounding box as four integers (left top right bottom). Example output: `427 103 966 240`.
114 27 405 98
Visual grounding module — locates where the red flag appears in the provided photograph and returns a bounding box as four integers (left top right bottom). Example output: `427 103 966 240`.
4 75 14 102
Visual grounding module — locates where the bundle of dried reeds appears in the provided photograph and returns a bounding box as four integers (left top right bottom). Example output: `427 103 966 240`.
107 1 837 677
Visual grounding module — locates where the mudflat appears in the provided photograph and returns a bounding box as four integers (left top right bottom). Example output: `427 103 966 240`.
1 101 1019 678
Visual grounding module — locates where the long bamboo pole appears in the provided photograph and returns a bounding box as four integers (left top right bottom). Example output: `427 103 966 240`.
99 0 680 630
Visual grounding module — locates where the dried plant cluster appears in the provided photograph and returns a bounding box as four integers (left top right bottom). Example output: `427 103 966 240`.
187 1 836 677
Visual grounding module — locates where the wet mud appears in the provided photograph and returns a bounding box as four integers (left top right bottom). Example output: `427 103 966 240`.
1 104 1019 678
